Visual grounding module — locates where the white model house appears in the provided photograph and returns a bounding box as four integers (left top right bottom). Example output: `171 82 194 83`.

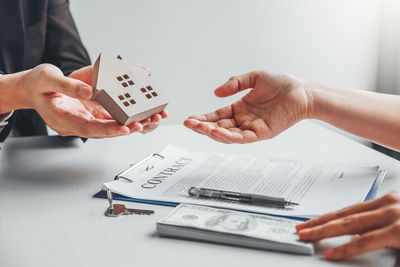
91 53 168 125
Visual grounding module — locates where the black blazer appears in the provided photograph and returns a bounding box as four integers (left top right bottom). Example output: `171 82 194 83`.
0 0 91 142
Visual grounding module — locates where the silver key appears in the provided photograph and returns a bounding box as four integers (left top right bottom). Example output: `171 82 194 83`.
105 188 154 217
126 206 155 215
105 204 154 217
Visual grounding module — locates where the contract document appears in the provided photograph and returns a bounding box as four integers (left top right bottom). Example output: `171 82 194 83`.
104 146 386 219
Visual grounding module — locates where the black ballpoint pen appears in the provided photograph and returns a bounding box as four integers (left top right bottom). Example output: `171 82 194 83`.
188 187 299 208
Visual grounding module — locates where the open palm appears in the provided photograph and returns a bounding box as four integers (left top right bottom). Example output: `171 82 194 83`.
184 71 311 144
34 91 132 138
25 64 167 139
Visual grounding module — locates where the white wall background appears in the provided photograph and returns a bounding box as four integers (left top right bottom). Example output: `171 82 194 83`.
376 0 400 94
70 0 381 125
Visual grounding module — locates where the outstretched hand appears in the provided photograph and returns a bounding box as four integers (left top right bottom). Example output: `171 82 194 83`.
184 71 312 144
69 65 168 135
296 192 400 260
20 64 167 138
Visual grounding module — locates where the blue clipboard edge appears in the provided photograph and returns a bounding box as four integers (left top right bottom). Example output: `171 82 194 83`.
92 190 307 221
93 169 387 222
93 191 179 207
364 170 387 201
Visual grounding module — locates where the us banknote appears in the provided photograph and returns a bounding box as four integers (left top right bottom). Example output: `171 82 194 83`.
157 204 314 255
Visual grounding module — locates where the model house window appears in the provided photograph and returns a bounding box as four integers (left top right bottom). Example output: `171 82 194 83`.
140 86 158 99
116 74 134 88
118 93 136 107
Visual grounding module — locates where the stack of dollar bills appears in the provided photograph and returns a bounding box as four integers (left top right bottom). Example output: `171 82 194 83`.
157 204 314 255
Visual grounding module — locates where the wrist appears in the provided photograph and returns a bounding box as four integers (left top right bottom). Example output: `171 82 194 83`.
302 80 331 120
285 74 321 121
0 70 33 113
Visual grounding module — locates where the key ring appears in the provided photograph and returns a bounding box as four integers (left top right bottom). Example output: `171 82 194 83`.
106 188 113 212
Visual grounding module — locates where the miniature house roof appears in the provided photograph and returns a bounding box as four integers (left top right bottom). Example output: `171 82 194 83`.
91 53 168 125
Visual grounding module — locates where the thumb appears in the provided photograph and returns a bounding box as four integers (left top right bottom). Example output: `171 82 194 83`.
69 65 93 85
52 75 93 100
214 71 260 97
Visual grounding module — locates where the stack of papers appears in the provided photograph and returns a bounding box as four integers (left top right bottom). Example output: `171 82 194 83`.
98 146 386 219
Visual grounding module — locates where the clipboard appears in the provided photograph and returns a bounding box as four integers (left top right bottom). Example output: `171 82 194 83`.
93 152 388 221
93 152 179 206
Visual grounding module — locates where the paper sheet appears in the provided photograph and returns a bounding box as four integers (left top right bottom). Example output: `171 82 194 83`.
104 146 383 218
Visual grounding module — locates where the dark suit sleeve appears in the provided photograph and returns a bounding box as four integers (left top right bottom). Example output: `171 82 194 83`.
43 0 91 75
0 113 16 143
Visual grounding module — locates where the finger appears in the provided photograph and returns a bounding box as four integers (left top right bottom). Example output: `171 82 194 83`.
323 227 391 260
183 119 230 143
351 234 361 241
92 109 113 120
211 127 259 144
209 130 234 144
151 113 162 123
68 65 93 85
34 64 92 99
296 192 400 231
191 125 208 136
142 122 159 134
84 101 113 120
183 119 205 134
127 122 144 133
140 118 152 125
207 131 232 144
214 71 260 97
49 75 93 100
88 122 130 138
298 209 391 241
160 109 168 119
215 119 236 129
187 106 234 123
67 119 130 138
184 119 217 135
183 118 200 131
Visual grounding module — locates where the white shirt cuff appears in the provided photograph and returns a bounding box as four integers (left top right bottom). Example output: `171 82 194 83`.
0 111 14 127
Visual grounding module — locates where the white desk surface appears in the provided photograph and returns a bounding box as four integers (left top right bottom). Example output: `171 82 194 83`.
0 121 399 267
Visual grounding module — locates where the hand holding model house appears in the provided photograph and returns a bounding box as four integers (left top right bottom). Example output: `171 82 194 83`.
91 53 168 127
